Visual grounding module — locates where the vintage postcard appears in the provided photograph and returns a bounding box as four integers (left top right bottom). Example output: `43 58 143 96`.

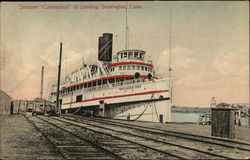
1 1 249 160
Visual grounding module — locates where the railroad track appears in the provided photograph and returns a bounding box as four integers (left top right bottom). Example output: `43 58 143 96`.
71 115 250 152
26 116 123 160
49 115 249 159
28 115 187 160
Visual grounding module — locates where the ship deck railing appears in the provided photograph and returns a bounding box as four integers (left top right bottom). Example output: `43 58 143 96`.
60 78 150 96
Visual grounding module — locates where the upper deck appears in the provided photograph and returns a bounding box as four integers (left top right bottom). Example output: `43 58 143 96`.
108 49 153 77
114 50 147 62
51 49 156 93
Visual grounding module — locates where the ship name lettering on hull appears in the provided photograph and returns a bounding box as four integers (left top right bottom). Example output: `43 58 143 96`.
119 85 141 90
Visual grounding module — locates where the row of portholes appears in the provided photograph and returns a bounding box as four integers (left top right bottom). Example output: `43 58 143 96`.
109 65 152 72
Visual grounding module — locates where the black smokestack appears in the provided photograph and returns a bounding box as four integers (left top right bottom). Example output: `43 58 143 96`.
98 33 113 62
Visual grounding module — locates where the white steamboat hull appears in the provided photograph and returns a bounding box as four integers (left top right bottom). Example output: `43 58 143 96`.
53 79 171 123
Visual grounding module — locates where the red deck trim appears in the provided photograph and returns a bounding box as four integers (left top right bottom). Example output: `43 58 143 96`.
65 75 158 89
62 89 168 105
108 61 153 67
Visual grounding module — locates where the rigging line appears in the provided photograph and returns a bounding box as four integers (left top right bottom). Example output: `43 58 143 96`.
115 28 126 37
99 38 112 53
98 39 113 60
131 94 154 121
69 105 82 115
6 43 61 93
82 39 85 65
153 100 161 122
129 29 141 50
7 65 42 93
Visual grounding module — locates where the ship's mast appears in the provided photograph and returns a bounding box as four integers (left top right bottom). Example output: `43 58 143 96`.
169 9 173 103
168 9 172 79
125 1 129 50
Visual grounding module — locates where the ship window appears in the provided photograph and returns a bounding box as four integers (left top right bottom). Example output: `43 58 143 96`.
134 52 138 57
121 53 123 58
77 85 79 90
76 95 82 102
98 80 102 85
109 78 115 83
93 81 96 86
103 79 107 84
129 52 133 58
145 67 148 71
119 66 122 70
137 66 140 70
84 83 87 88
141 66 144 70
88 82 92 88
127 66 131 70
132 66 135 70
139 53 143 58
124 52 127 58
123 66 126 70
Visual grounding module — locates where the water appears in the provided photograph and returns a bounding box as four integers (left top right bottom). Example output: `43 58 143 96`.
171 112 204 123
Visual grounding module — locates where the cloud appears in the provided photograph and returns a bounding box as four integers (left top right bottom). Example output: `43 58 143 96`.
155 45 194 78
172 46 194 68
154 46 249 107
213 47 248 76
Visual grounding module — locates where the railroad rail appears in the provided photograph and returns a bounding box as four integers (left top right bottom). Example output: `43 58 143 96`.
28 115 187 159
49 115 249 159
26 116 123 160
71 115 250 151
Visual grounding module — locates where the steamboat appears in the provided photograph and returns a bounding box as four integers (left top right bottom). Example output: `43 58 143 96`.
50 33 172 123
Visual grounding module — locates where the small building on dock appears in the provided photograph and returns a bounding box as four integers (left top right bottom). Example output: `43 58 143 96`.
0 90 12 115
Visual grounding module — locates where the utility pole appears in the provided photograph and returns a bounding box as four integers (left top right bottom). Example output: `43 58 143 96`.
40 66 44 99
56 42 62 115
